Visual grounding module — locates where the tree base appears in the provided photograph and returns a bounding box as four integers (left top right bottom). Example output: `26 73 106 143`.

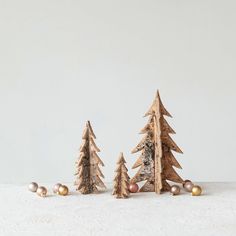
139 180 171 193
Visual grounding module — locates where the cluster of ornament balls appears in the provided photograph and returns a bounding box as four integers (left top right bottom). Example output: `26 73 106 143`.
29 180 201 197
170 180 202 196
28 182 69 197
128 180 202 196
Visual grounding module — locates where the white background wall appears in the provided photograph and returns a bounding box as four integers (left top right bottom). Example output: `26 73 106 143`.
0 0 235 183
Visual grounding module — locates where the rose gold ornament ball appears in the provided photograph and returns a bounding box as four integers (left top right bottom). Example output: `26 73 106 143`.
184 181 194 192
182 179 191 187
128 183 139 193
53 183 62 194
36 186 47 197
170 185 181 195
28 182 38 192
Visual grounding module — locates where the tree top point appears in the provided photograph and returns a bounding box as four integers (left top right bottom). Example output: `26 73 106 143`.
82 120 96 139
117 152 126 164
144 89 172 118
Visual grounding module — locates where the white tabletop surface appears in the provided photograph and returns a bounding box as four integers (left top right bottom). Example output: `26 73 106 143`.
0 183 235 236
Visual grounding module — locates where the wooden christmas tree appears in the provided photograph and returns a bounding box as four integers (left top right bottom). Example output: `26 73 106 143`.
75 121 106 194
131 91 183 194
112 153 130 199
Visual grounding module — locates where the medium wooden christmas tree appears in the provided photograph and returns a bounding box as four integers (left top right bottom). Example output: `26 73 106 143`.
131 91 183 194
75 121 106 194
112 153 130 199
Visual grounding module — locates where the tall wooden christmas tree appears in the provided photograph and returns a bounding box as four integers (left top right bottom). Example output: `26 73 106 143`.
75 121 106 194
131 91 183 194
112 153 130 199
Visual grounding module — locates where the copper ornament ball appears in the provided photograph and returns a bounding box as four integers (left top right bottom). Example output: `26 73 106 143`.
36 186 47 197
128 183 139 193
28 182 38 192
58 185 69 196
183 181 194 192
53 183 62 194
192 185 202 196
170 185 181 195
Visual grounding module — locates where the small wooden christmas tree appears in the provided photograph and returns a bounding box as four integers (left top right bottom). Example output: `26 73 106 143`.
112 153 130 199
131 91 183 194
75 121 106 194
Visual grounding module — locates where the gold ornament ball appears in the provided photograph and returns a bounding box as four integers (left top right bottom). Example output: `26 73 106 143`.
58 185 69 196
53 183 62 194
36 186 47 197
192 185 202 196
184 181 194 192
28 182 38 192
170 185 181 195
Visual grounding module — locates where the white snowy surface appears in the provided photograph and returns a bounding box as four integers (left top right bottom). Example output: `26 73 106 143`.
0 183 235 236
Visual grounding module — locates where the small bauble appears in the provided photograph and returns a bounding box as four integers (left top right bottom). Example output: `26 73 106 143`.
184 181 194 192
182 179 191 187
28 182 38 192
53 183 62 194
58 185 69 196
37 186 47 197
128 183 139 193
170 185 181 195
192 185 202 196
